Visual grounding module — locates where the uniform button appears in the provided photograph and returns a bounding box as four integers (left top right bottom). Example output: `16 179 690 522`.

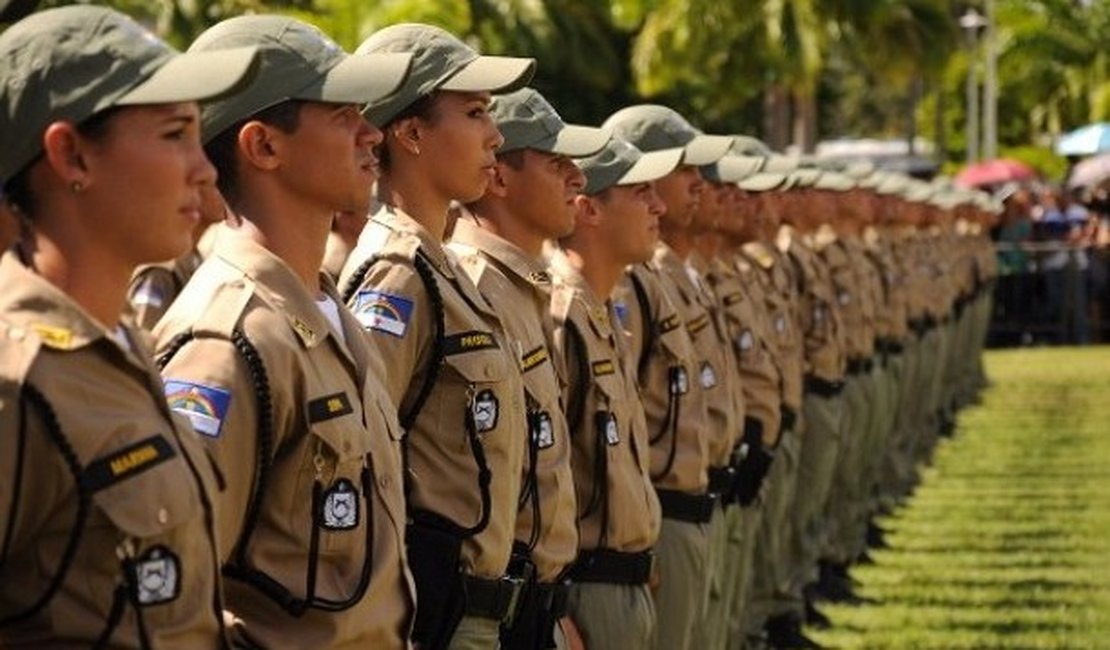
343 440 352 454
157 508 169 525
484 365 494 379
379 474 392 489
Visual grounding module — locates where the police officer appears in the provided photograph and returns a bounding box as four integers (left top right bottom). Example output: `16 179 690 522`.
448 87 608 649
322 210 368 282
153 16 415 648
338 23 535 650
603 104 733 650
0 6 257 646
548 134 679 649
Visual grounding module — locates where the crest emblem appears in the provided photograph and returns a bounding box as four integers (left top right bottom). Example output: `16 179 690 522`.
532 411 555 449
670 366 689 396
700 362 718 389
774 315 787 333
132 546 179 606
471 389 500 434
738 329 755 351
321 479 359 530
602 412 620 445
838 290 851 306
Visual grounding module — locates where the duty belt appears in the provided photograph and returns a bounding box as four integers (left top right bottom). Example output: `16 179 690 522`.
569 548 655 585
805 375 845 398
656 488 717 524
462 574 526 622
534 580 570 619
707 465 736 497
780 406 798 434
846 358 873 375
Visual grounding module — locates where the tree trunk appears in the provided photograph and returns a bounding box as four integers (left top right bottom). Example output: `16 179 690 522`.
792 86 818 153
763 84 791 151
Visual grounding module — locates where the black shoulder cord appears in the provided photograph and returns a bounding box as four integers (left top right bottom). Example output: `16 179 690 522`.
0 384 89 628
0 388 29 570
586 411 612 550
649 369 682 483
562 320 590 440
340 255 379 305
520 401 543 551
628 271 657 380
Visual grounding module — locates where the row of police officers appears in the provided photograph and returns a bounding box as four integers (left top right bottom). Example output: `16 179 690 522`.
0 6 999 650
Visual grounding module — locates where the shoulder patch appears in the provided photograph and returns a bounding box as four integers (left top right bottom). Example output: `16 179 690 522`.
308 392 354 424
591 359 616 377
612 301 630 329
83 435 177 493
444 330 499 356
353 290 414 338
164 381 232 438
521 346 549 372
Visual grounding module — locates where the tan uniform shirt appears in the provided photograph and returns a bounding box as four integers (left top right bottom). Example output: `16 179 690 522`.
741 242 804 412
448 219 578 583
709 253 784 447
338 205 526 580
155 233 413 649
778 227 847 383
322 231 355 285
548 251 661 553
613 258 710 495
0 252 226 649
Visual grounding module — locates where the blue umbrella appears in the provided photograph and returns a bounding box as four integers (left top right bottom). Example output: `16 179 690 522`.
1055 122 1110 156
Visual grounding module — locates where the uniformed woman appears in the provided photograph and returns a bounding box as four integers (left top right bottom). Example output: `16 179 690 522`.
338 23 535 650
0 6 256 647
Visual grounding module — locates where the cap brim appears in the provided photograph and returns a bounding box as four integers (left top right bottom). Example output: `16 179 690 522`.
117 46 260 106
619 148 684 186
537 124 611 158
441 55 535 94
707 155 764 183
307 52 413 105
738 172 789 192
683 134 733 166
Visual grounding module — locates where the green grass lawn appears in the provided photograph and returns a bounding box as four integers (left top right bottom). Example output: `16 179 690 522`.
812 347 1110 650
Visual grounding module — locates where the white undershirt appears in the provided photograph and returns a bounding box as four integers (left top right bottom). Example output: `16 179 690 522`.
316 294 346 345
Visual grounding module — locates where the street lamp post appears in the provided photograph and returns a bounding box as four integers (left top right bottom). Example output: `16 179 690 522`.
983 0 998 160
960 7 988 164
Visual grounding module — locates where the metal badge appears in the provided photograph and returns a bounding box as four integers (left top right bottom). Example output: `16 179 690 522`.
132 546 180 606
670 366 689 396
321 478 359 530
603 412 620 446
774 315 787 333
838 290 851 306
738 329 755 351
532 411 555 450
471 389 500 434
700 362 718 389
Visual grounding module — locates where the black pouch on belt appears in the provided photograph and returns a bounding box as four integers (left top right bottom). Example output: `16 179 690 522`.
407 520 467 650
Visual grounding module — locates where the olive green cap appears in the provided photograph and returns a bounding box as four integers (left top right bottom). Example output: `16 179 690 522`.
842 160 876 179
357 23 534 126
189 15 411 143
0 5 258 184
875 173 911 196
490 88 608 157
602 104 731 166
702 154 763 183
856 170 889 189
738 172 791 192
578 135 683 195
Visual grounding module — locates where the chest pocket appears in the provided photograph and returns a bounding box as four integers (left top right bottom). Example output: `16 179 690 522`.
440 343 511 436
303 408 374 543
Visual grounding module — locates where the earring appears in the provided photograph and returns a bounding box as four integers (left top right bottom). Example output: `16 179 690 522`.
70 181 84 193
412 145 421 156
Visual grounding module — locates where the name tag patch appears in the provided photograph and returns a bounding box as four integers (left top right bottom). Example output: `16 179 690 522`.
521 346 549 372
308 392 354 424
85 435 176 493
132 545 180 606
321 478 359 530
592 359 616 377
445 331 499 356
164 381 231 438
659 315 681 334
354 290 413 338
471 389 500 433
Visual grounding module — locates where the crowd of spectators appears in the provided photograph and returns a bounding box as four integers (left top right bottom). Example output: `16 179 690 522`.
990 181 1110 346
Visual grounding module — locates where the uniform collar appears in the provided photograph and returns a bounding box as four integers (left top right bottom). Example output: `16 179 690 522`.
369 203 454 279
0 250 155 373
548 249 613 338
450 218 553 291
211 232 332 350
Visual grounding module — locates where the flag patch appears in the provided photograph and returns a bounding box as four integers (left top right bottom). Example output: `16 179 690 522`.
354 290 413 338
164 381 232 438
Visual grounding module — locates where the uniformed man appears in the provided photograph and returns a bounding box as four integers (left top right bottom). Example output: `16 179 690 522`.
322 210 368 282
340 23 535 650
0 6 257 646
153 16 416 648
447 87 609 649
548 134 679 649
602 104 733 650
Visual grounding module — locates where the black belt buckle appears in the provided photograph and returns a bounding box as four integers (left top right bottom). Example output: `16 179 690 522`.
464 574 525 624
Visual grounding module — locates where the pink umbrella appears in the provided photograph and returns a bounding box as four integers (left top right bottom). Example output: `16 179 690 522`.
954 158 1038 188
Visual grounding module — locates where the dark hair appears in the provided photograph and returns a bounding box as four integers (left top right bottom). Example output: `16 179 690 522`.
204 100 305 207
378 92 439 173
4 107 121 218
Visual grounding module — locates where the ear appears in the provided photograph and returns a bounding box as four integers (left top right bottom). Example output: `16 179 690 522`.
574 194 602 228
41 121 90 188
388 116 423 157
486 162 510 198
237 121 283 172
